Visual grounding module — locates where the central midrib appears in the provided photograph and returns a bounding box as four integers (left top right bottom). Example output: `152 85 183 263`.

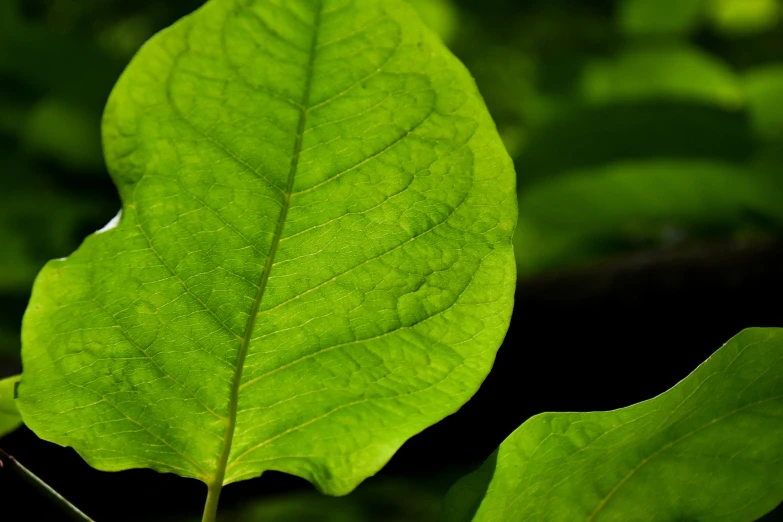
210 0 324 489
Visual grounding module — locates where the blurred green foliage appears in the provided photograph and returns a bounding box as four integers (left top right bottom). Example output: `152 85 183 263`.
445 0 783 278
2 0 783 361
1 0 783 519
218 479 445 522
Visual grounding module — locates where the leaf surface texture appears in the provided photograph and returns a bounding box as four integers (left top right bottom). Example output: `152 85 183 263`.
17 0 516 493
442 328 783 522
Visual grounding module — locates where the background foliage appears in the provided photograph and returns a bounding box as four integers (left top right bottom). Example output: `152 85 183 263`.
1 0 782 520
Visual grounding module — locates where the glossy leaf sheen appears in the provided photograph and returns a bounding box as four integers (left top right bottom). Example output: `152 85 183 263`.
442 328 783 522
0 375 22 438
17 0 516 494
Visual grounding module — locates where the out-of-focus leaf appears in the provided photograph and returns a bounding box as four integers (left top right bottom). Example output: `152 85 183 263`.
223 479 442 522
0 375 22 438
515 102 755 182
514 160 783 277
619 0 707 36
0 158 111 292
744 66 783 141
0 19 124 112
582 45 742 108
441 328 783 522
21 97 104 170
463 45 535 157
709 0 782 36
96 16 157 59
408 0 460 46
0 88 30 136
0 0 19 33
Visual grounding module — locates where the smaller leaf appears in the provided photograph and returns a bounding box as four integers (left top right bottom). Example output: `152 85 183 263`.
744 66 783 142
581 45 742 108
619 0 707 36
0 375 22 438
514 160 783 277
21 97 103 171
708 0 782 36
442 328 783 522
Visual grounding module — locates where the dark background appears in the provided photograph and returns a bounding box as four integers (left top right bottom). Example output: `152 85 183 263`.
1 0 783 520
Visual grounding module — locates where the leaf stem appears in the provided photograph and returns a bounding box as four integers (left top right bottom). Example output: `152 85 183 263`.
0 448 95 522
201 481 223 522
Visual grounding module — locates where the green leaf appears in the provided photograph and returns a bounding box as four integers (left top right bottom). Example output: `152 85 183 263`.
514 160 783 277
20 97 104 171
744 65 783 142
407 0 460 46
18 0 516 499
619 0 707 36
581 45 742 108
0 375 22 438
441 328 783 522
708 0 782 36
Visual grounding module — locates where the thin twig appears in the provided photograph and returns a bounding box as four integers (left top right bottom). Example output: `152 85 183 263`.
0 447 95 522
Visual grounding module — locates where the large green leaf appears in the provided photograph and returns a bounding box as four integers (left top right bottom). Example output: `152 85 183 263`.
0 375 21 438
407 0 460 46
441 328 783 522
18 0 516 499
20 97 104 171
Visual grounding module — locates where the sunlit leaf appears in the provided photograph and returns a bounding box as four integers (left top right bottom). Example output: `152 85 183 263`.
18 0 516 501
0 375 21 438
407 0 459 46
709 0 782 36
442 328 783 522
